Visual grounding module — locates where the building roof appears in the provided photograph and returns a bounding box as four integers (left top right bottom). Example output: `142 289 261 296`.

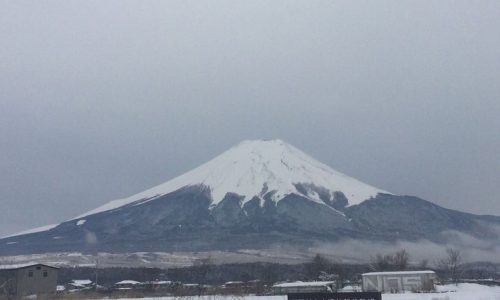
0 262 59 270
116 280 141 285
148 280 172 285
70 279 93 287
183 283 200 287
362 270 436 276
273 281 336 288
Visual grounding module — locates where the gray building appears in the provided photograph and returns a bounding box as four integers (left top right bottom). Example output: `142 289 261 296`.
0 263 59 298
362 270 436 293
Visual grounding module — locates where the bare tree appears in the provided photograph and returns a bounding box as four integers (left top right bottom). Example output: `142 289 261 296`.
306 254 331 279
370 253 394 271
193 256 213 295
370 249 410 271
330 259 347 289
393 249 410 270
419 259 429 269
318 271 338 281
439 248 462 285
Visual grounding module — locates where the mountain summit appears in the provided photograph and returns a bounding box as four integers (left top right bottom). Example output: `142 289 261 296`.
79 139 388 218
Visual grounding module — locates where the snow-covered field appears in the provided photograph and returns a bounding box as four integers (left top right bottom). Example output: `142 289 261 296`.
383 283 500 300
92 284 500 300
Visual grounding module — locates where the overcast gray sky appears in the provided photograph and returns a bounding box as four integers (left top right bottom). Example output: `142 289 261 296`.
1 0 499 236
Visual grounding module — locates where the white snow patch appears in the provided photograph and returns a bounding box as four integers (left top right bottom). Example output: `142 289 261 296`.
76 219 86 226
383 283 500 300
116 280 142 285
273 281 336 288
70 279 93 287
75 139 389 219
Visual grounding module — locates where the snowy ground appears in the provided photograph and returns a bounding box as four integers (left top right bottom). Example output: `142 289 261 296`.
92 284 500 300
383 283 500 300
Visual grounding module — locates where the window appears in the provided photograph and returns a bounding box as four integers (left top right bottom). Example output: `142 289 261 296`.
28 271 33 277
43 271 48 277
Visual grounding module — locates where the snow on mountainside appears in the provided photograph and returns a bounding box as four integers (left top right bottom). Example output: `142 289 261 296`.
1 224 58 239
76 139 389 219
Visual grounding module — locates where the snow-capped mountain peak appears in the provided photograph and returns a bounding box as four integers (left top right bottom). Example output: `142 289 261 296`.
8 140 497 260
76 139 389 218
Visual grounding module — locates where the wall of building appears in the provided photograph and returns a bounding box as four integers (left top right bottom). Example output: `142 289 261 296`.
15 266 58 297
0 270 18 296
363 273 434 293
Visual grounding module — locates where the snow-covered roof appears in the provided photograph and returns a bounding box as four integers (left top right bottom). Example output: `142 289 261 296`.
116 280 141 285
273 281 336 288
363 270 436 276
183 283 200 287
149 281 171 285
0 262 58 270
339 285 361 292
71 279 93 286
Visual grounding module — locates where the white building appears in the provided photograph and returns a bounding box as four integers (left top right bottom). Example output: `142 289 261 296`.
362 271 436 293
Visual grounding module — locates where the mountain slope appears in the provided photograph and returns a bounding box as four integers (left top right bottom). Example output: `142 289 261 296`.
1 139 499 257
345 194 500 241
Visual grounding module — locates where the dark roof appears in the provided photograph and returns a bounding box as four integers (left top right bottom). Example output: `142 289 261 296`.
0 263 59 271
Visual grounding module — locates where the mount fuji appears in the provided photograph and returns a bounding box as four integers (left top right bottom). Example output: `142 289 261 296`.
1 139 499 257
77 139 387 219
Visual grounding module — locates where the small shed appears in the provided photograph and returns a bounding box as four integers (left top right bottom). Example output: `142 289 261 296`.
0 263 59 298
362 270 436 293
272 281 336 295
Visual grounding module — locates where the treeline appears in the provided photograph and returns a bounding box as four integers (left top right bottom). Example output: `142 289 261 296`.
58 261 371 287
368 247 500 284
58 248 500 287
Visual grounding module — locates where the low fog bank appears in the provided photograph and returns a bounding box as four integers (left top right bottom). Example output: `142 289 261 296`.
1 233 498 269
307 232 500 264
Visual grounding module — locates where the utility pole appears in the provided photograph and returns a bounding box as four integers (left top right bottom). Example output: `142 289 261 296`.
95 254 99 291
